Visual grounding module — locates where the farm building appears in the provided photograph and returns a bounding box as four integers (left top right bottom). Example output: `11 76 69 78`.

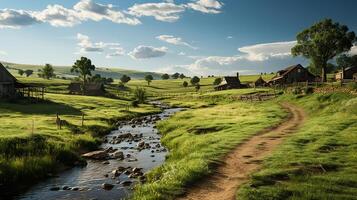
254 76 267 87
0 63 16 98
68 82 105 96
335 66 357 81
268 64 317 85
215 73 247 90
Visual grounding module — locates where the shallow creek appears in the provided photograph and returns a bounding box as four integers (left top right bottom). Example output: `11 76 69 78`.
14 107 183 200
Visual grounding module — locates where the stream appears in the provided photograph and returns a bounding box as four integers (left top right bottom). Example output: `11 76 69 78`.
14 106 183 200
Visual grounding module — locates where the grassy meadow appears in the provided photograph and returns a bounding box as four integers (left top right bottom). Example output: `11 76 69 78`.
237 92 357 200
133 89 287 199
0 92 159 190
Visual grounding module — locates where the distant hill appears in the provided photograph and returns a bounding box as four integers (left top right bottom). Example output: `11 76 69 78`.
1 61 162 80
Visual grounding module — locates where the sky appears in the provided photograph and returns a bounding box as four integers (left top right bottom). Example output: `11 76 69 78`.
0 0 357 76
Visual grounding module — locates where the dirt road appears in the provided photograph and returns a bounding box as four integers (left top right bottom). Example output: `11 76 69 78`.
180 103 305 200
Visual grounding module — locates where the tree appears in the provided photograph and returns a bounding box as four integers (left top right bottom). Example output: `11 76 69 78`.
179 73 185 79
213 77 222 85
195 84 200 92
190 76 200 85
145 74 154 85
161 73 170 80
39 64 55 79
71 57 96 87
291 19 356 82
120 74 131 85
171 72 180 79
18 69 24 76
182 81 188 87
24 70 33 77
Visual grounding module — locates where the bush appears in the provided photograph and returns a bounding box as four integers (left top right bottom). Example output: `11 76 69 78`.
347 82 357 90
292 87 302 95
133 87 147 103
131 100 139 107
304 87 314 94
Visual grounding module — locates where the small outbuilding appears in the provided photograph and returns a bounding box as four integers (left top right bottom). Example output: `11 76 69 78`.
215 73 247 90
335 66 357 81
68 82 105 96
268 64 317 85
254 76 267 87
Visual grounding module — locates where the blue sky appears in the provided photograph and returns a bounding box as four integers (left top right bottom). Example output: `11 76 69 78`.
0 0 357 76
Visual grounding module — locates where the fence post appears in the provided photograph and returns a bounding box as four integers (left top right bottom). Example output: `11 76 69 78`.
81 114 84 126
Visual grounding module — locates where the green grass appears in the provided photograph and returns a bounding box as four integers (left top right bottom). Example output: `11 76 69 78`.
237 92 357 200
132 90 286 200
0 93 159 189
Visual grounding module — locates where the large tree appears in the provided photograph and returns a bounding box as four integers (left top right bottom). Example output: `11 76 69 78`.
291 19 356 82
71 57 96 87
161 73 170 80
24 70 33 77
190 76 200 85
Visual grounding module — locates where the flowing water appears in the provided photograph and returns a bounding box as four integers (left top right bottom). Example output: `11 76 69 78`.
14 107 183 200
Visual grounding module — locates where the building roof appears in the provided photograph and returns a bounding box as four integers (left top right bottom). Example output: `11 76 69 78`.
0 62 16 83
221 76 241 86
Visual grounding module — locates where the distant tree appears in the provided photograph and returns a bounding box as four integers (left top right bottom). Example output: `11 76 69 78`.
39 64 55 79
182 81 188 87
18 69 24 76
179 73 185 79
171 72 180 79
213 77 222 85
145 74 154 85
106 77 114 84
24 70 33 77
195 84 200 92
291 19 357 82
161 73 170 80
190 76 200 85
71 57 96 87
120 74 131 85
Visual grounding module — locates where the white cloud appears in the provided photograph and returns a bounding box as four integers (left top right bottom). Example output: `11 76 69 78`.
227 36 233 39
186 0 223 14
74 0 141 25
128 2 185 22
178 52 186 56
350 45 357 55
238 41 297 61
156 35 197 49
76 33 125 58
35 5 81 27
129 45 167 59
0 9 40 29
0 50 8 55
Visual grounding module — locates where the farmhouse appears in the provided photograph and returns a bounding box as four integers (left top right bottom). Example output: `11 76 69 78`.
268 64 317 85
0 63 17 98
335 66 357 81
68 82 105 96
215 73 247 90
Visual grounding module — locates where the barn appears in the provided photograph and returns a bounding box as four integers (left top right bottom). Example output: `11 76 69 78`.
335 66 357 81
68 82 105 96
0 63 17 98
268 64 317 85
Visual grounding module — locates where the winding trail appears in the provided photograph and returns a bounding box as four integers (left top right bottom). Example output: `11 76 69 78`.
179 103 305 200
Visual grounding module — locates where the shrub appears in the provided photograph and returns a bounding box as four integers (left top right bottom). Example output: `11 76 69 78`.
183 81 188 87
304 87 314 94
131 100 139 107
347 82 357 90
133 87 147 103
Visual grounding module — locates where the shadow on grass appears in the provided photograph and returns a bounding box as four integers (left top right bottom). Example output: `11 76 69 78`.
0 99 82 115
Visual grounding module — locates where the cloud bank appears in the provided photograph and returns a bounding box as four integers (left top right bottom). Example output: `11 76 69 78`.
156 35 196 49
129 45 168 59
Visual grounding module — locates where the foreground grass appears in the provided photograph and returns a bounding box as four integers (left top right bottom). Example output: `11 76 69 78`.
0 93 159 191
237 92 357 200
133 92 286 199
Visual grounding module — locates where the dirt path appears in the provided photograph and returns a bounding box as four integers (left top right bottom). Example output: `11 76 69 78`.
179 103 305 200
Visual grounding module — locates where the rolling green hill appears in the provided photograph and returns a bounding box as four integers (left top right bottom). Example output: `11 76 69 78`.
1 61 162 80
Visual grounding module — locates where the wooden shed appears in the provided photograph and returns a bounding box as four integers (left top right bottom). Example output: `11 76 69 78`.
254 76 267 87
68 82 105 96
335 66 357 81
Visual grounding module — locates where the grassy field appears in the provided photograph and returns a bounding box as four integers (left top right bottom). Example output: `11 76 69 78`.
237 92 357 200
133 89 287 199
0 93 159 190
